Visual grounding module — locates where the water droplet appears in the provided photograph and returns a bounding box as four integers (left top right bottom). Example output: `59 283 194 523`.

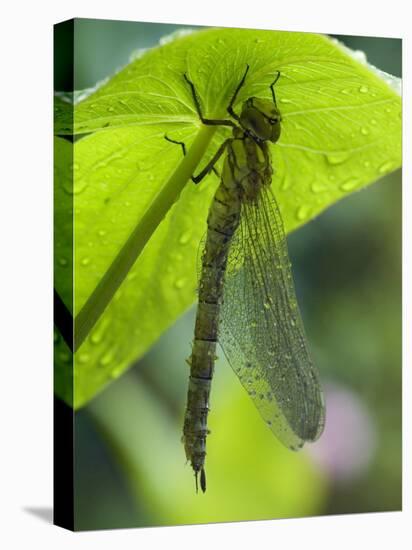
81 257 90 267
340 178 359 192
110 366 123 379
174 277 186 289
62 175 88 195
363 160 371 168
73 179 88 194
360 127 369 135
326 152 350 165
100 349 115 366
310 182 327 194
127 271 137 281
107 106 115 112
359 85 369 93
179 231 191 245
279 98 292 104
98 229 106 237
58 351 71 363
371 119 377 125
263 301 271 310
58 257 68 267
385 107 392 114
296 205 310 221
280 171 292 191
91 330 104 344
378 161 394 174
77 353 90 365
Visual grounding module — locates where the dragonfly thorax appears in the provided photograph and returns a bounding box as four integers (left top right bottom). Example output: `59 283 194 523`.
225 137 273 203
239 97 281 143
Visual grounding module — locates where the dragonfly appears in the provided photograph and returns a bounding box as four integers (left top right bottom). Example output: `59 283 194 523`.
165 65 325 493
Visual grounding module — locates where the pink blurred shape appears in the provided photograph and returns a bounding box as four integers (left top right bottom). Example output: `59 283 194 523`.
307 382 377 484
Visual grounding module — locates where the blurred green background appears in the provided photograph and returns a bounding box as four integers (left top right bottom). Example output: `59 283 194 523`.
55 20 402 530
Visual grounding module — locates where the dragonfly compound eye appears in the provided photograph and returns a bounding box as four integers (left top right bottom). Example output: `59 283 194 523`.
240 98 281 143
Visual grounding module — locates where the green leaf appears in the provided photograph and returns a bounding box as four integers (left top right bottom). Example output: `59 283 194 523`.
54 28 401 408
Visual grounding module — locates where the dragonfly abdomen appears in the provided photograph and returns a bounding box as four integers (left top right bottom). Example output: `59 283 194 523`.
183 173 242 492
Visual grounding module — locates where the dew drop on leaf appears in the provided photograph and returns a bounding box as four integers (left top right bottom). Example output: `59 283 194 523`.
340 178 359 192
174 277 187 289
280 171 292 191
359 85 369 93
310 182 327 194
296 204 310 221
100 349 115 367
77 353 90 365
326 152 350 165
90 330 103 345
179 231 191 245
378 161 394 174
58 351 71 363
58 257 68 267
110 366 123 379
81 257 91 267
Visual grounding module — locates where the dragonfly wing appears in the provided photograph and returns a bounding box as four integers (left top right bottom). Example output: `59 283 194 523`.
219 186 325 450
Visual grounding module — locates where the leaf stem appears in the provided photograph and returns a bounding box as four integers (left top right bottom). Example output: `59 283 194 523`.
74 125 216 351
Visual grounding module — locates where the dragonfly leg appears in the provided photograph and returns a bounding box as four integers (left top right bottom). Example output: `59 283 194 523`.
227 64 250 122
191 138 231 184
184 74 236 129
164 134 187 156
164 134 223 182
270 71 281 107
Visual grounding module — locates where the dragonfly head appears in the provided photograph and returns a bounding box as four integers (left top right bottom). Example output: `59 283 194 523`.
240 98 281 143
